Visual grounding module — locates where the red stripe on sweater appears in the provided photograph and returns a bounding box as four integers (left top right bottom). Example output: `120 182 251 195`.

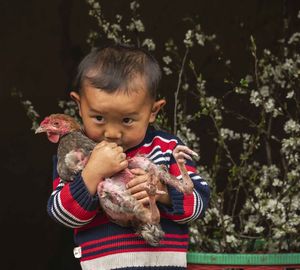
183 193 195 217
80 233 138 247
74 213 110 235
82 240 151 254
82 240 188 255
81 248 187 261
53 177 60 189
127 137 177 157
160 240 189 245
80 233 190 248
59 183 97 220
161 193 195 220
164 233 189 239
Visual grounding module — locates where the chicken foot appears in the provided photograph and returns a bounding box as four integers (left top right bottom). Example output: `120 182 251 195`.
158 145 197 194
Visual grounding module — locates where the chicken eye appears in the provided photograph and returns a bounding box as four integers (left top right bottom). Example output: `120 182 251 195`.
53 121 59 126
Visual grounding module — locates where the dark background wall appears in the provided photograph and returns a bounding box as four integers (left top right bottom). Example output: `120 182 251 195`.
1 1 299 269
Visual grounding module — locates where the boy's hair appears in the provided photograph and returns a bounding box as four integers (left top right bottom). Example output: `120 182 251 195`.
73 44 161 99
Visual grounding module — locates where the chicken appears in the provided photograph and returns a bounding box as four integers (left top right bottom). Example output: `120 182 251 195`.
96 158 166 246
35 114 96 182
36 113 196 246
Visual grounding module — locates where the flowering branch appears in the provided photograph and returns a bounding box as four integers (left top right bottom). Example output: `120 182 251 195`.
174 48 189 134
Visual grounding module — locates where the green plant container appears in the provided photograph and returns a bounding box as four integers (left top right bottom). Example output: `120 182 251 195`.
187 252 300 270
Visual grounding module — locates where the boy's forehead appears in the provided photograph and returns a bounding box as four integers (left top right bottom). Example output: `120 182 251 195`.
81 83 152 113
82 73 149 93
127 74 148 91
82 75 152 99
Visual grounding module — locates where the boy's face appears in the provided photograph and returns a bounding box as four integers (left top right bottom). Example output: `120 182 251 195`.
70 76 165 151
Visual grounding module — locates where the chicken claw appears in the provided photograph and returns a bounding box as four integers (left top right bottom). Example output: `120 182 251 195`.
157 145 196 194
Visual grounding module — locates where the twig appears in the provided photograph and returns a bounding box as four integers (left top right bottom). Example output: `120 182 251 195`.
250 36 260 90
265 116 273 165
174 48 189 134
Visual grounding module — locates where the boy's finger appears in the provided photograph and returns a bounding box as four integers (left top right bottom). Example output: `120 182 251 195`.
175 145 199 157
176 152 192 160
132 190 148 201
120 160 128 169
129 168 146 175
117 152 127 161
176 158 186 164
187 149 199 157
126 179 147 192
138 197 150 206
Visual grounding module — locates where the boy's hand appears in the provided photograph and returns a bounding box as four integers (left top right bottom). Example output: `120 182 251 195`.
126 168 171 206
126 168 150 205
82 141 128 194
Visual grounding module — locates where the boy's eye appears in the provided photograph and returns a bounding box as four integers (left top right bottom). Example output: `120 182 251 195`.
123 118 133 124
95 116 104 122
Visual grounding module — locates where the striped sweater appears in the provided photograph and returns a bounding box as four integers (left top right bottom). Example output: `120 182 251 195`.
47 128 210 270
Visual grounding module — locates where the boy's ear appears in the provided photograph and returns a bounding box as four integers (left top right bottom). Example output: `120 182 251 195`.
149 99 166 123
70 91 82 117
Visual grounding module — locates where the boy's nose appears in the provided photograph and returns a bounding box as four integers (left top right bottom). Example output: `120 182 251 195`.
104 127 122 141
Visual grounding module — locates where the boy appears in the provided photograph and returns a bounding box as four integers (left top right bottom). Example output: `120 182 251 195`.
47 44 210 270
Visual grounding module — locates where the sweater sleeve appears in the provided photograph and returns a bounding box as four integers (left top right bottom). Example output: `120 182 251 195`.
47 156 99 228
159 142 210 224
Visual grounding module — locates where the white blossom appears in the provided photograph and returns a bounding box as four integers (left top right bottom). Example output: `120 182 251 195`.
264 98 275 113
130 1 140 11
259 86 269 97
86 0 95 5
282 58 294 71
226 235 237 244
225 59 231 66
286 90 294 98
142 38 155 51
133 19 144 32
127 19 145 32
162 55 172 65
250 90 262 107
273 229 286 239
288 32 300 44
272 178 283 187
93 2 100 9
182 83 189 90
254 187 261 196
220 128 241 140
163 66 172 75
284 119 300 133
195 33 205 46
115 14 122 22
183 29 194 47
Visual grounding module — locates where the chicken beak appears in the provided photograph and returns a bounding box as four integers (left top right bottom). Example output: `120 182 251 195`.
35 126 45 134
